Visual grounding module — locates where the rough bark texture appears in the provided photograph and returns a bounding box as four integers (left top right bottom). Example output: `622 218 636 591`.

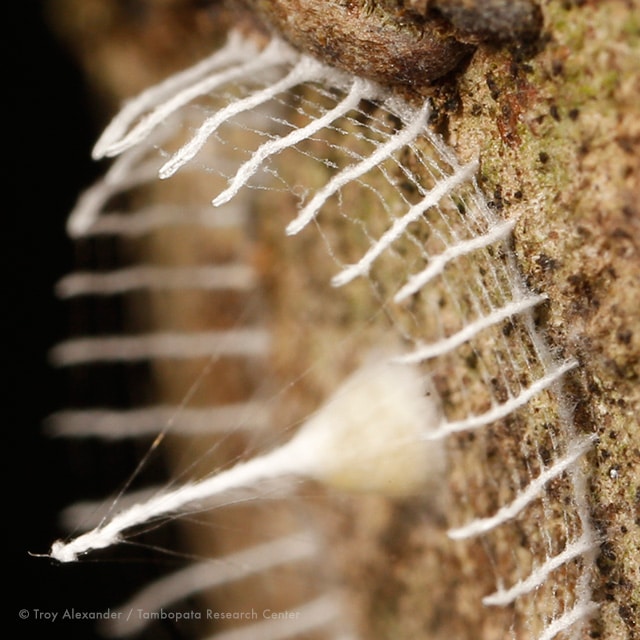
48 1 638 639
239 0 474 85
447 4 640 636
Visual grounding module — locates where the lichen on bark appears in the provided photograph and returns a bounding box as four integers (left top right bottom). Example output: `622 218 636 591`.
447 2 639 637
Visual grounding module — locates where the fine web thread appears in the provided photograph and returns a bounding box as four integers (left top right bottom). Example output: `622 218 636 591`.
52 63 356 639
50 32 599 640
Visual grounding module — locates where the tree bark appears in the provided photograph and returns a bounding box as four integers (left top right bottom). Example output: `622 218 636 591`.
47 1 639 638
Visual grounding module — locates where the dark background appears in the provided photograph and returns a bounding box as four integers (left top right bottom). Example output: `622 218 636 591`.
8 3 180 638
9 1 104 636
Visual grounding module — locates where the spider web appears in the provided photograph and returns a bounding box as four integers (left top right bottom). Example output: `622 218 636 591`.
49 32 599 640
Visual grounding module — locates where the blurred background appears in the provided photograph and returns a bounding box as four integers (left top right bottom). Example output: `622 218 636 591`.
10 3 127 637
